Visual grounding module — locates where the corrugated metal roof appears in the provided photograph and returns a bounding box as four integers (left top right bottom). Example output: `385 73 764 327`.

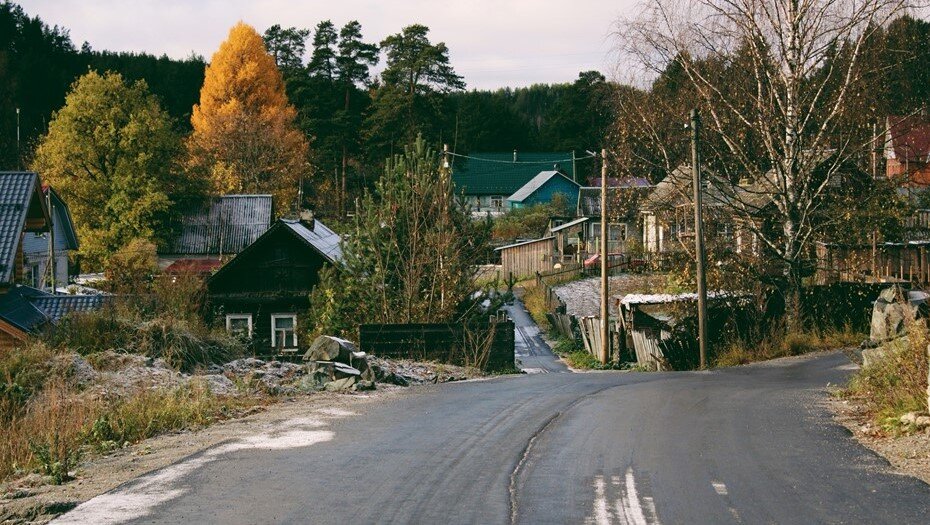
550 217 589 233
0 285 108 333
31 293 109 322
282 219 343 264
0 172 43 285
166 195 273 256
451 152 575 196
494 236 555 251
507 171 578 203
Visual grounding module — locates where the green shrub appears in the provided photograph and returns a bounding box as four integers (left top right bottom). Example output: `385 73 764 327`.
844 323 929 432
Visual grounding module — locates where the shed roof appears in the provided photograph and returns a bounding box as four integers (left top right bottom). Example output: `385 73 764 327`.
0 172 49 285
451 152 575 196
507 171 580 203
550 217 589 233
166 195 273 256
494 236 555 251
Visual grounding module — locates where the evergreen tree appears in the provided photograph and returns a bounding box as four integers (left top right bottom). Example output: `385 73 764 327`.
32 71 181 268
188 22 309 212
310 135 490 337
307 21 338 80
263 24 310 75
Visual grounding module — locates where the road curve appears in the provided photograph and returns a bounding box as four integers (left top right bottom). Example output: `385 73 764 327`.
56 352 930 525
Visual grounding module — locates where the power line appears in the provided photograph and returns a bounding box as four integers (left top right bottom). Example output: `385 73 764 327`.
447 151 598 165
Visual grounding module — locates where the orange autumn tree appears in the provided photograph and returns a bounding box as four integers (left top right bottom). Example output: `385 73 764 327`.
188 22 308 210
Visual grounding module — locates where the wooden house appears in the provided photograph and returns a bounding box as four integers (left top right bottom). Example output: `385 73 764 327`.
206 216 342 355
576 178 652 258
21 186 79 290
495 237 556 280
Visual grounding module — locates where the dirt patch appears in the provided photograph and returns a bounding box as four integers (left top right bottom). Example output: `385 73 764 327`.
831 396 930 486
553 274 667 318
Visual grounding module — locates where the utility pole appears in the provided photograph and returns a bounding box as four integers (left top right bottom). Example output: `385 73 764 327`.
690 109 708 369
16 108 21 170
47 191 56 294
599 148 609 365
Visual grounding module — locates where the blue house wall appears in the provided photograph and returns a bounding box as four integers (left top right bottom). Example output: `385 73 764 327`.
511 176 580 209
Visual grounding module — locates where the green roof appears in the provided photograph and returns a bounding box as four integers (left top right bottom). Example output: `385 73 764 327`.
451 152 576 196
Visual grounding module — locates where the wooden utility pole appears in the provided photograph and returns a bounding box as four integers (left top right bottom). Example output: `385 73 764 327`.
599 148 609 365
691 109 708 369
47 191 56 294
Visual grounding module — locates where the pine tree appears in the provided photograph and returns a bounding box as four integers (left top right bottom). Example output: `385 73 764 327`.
307 21 338 80
188 22 309 212
32 71 181 268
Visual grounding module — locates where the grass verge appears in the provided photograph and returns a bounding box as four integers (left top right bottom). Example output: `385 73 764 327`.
713 325 863 368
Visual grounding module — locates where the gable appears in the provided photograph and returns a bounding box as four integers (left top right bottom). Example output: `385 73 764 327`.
207 220 340 296
0 172 49 285
508 171 580 203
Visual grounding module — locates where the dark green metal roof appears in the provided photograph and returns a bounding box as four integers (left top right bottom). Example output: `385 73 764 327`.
451 152 576 196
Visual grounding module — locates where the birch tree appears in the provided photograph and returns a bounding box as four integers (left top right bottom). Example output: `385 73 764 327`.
616 0 914 324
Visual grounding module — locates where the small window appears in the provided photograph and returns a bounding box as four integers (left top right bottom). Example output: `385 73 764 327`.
490 195 504 209
225 314 253 339
271 314 297 349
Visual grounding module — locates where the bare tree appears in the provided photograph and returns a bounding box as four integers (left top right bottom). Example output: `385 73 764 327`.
615 0 915 324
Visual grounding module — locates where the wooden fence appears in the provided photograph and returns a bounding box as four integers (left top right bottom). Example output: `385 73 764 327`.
815 241 930 285
358 321 515 372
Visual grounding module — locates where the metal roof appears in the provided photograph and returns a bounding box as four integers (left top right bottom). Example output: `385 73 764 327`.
281 219 343 264
0 285 109 333
494 236 555 251
507 171 579 203
166 195 273 256
550 217 589 233
0 172 46 285
451 152 575 196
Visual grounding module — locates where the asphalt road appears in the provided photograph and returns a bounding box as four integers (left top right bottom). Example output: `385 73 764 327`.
56 352 930 525
505 300 568 374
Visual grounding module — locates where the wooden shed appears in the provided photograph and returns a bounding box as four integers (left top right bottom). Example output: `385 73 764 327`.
495 237 555 279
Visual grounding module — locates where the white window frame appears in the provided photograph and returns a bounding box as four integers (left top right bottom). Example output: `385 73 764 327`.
271 314 298 349
225 314 253 339
490 195 504 209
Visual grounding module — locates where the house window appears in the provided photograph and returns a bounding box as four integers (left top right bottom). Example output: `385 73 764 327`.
225 314 253 339
271 314 297 349
490 195 504 210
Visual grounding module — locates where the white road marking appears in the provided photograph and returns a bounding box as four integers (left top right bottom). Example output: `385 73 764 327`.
712 481 728 496
52 409 348 525
593 475 613 525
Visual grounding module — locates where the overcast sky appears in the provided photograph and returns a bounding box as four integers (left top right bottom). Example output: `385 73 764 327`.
17 0 640 90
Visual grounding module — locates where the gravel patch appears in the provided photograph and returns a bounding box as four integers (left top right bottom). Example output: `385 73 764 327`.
553 274 667 318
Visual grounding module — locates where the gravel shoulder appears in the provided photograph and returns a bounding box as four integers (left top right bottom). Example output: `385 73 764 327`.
831 395 930 487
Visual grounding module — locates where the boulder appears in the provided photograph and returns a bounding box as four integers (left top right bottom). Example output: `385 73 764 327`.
869 287 929 344
324 376 357 392
862 347 889 368
202 374 235 396
356 380 376 391
304 336 358 363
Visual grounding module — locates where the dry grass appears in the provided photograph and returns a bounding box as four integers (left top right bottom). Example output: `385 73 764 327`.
522 284 551 331
843 323 929 433
713 325 863 367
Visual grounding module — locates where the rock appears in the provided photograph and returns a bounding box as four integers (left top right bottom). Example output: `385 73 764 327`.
296 370 331 392
869 286 928 344
915 416 930 430
862 347 889 368
355 380 376 391
222 358 266 375
68 354 97 386
333 362 361 379
900 412 918 425
202 374 235 396
304 336 358 363
324 376 357 392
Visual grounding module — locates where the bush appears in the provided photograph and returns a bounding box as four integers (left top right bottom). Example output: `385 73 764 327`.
844 323 929 432
103 238 159 294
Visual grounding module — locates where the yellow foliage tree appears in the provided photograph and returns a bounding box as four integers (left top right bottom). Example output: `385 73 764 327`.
188 22 308 211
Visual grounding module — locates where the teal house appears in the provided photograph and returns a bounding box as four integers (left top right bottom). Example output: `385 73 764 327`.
507 171 581 209
451 151 577 216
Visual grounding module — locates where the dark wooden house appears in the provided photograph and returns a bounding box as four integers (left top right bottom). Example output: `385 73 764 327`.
206 217 342 355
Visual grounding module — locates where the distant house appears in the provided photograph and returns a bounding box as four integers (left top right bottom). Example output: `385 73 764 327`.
451 151 576 216
0 172 51 296
884 115 930 185
575 177 652 258
206 216 342 355
0 285 108 348
507 171 581 210
21 186 79 290
159 195 274 273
